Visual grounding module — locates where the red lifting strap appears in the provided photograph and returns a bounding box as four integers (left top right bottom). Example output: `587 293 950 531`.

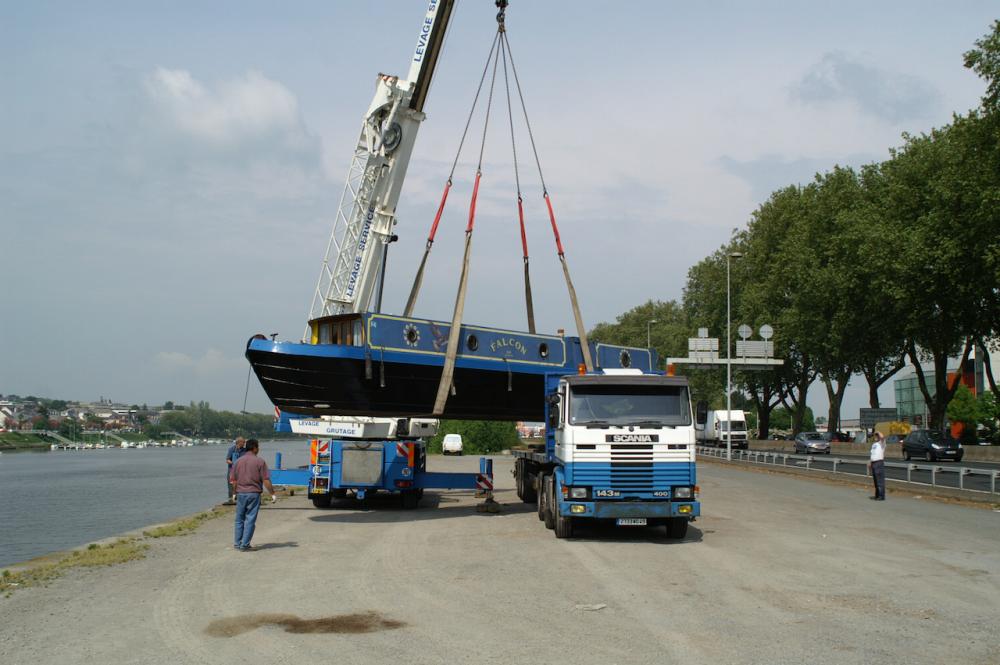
467 171 482 233
427 181 452 244
517 197 529 258
543 192 564 256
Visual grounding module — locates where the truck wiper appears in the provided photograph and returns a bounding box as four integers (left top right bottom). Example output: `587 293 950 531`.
629 420 673 428
576 419 610 428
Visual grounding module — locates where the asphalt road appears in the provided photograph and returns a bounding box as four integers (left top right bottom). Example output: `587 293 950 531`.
2 456 998 665
739 447 1000 493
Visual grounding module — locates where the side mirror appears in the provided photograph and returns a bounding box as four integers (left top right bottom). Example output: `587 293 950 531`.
695 400 708 426
547 394 561 429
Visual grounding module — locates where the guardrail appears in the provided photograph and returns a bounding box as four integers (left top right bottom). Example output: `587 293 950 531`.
697 446 999 496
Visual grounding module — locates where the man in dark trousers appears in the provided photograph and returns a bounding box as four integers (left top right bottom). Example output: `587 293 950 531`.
868 431 886 500
230 439 276 551
225 437 246 504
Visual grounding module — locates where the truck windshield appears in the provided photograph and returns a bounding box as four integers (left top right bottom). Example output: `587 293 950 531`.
719 421 746 432
569 384 691 426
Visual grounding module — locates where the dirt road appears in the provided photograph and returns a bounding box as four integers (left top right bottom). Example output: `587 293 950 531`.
2 456 998 664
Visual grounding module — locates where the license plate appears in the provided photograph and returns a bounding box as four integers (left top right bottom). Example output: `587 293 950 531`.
616 518 647 526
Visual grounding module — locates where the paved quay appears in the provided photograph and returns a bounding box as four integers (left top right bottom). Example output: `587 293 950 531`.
2 456 998 665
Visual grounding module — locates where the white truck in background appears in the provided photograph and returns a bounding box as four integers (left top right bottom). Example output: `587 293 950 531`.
697 409 749 449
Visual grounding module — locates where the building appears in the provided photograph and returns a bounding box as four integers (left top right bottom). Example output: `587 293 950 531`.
893 346 995 426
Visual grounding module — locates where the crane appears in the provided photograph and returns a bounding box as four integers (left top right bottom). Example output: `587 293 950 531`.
304 0 456 339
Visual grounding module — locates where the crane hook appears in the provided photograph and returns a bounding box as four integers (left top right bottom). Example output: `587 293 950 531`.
496 0 508 28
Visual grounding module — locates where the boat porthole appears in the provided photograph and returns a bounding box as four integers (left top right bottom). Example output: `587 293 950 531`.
466 334 479 351
538 342 549 358
620 349 631 367
404 324 420 347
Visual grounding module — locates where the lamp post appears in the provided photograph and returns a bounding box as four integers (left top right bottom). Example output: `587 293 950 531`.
726 251 743 461
647 319 658 350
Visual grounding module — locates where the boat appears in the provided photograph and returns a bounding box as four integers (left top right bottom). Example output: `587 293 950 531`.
246 312 655 422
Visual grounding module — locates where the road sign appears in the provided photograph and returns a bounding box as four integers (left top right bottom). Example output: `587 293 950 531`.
860 408 898 427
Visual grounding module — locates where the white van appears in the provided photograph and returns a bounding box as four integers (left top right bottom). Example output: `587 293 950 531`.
442 433 463 455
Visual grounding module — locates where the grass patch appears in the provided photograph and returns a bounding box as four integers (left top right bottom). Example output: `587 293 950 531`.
1 505 230 597
1 538 149 595
143 507 226 538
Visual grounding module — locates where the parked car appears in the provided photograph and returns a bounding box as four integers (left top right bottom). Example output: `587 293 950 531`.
901 429 963 462
442 433 463 456
794 432 831 454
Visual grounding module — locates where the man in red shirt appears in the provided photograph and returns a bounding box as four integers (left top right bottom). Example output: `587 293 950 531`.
229 439 277 551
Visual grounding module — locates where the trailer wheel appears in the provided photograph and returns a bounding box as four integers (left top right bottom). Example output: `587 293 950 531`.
311 494 332 509
543 475 556 530
515 459 525 500
666 518 688 540
522 470 537 504
537 474 547 521
400 490 420 510
331 489 348 499
554 510 574 539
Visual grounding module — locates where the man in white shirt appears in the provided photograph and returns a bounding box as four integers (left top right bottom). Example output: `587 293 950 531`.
868 432 886 501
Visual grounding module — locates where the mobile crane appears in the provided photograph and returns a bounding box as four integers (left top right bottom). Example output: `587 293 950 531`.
259 2 701 537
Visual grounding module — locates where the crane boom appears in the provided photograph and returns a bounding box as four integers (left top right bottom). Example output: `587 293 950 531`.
306 0 455 333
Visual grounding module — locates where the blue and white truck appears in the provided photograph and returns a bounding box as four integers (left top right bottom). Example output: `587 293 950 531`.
513 369 702 539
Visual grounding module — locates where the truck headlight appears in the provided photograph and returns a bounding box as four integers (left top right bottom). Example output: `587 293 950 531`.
673 487 692 499
570 487 588 499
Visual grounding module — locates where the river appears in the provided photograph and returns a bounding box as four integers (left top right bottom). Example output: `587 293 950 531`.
0 440 309 568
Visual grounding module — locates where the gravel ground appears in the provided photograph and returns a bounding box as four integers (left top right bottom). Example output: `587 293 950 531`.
1 456 998 665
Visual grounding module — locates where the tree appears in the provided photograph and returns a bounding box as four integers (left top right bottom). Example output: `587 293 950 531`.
428 420 519 454
964 20 1000 111
946 384 979 443
163 401 175 411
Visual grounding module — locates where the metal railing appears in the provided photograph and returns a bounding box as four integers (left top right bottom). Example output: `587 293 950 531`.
697 446 999 496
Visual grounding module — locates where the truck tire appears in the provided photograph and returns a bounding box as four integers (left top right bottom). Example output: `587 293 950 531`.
311 494 332 509
554 510 574 539
543 475 556 530
400 490 420 510
523 470 537 504
537 474 547 521
666 518 688 540
515 459 525 500
331 489 348 499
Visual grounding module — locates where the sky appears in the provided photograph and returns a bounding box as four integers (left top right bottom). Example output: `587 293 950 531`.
1 1 995 418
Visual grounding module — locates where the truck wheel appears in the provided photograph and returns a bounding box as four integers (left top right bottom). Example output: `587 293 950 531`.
543 475 556 530
522 471 537 503
400 490 420 510
311 494 332 509
537 474 547 521
331 489 348 499
666 518 688 540
515 459 525 500
554 511 574 539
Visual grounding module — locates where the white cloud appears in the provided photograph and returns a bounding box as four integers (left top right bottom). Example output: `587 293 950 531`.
154 349 243 376
144 68 307 147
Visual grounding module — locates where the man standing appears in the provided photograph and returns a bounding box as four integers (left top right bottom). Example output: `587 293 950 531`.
230 438 276 551
225 437 246 503
868 432 886 501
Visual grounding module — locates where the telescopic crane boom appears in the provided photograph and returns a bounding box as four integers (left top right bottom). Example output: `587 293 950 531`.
305 1 456 334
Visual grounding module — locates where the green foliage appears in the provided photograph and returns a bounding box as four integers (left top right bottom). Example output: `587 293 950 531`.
155 403 274 438
964 19 1000 111
946 384 979 428
428 420 520 454
57 418 82 439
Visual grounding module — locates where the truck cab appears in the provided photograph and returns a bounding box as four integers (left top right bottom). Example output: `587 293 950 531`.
513 370 701 539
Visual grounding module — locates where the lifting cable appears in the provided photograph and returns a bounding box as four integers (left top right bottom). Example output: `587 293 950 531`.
501 24 593 371
432 10 504 415
428 0 593 414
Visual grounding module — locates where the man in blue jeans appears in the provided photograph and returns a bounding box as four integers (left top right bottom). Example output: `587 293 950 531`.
229 439 276 551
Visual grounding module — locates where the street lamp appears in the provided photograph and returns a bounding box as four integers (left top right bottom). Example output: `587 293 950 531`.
726 251 744 461
647 319 658 350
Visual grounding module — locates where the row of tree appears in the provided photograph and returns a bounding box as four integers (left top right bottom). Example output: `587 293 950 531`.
590 21 1000 438
153 401 276 439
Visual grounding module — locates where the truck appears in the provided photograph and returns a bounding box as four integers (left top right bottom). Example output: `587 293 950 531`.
513 369 702 539
696 409 748 449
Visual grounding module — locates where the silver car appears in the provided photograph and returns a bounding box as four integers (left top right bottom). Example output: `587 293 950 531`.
794 432 831 454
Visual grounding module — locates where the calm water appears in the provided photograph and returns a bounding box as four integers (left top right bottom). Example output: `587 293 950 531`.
0 440 309 568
